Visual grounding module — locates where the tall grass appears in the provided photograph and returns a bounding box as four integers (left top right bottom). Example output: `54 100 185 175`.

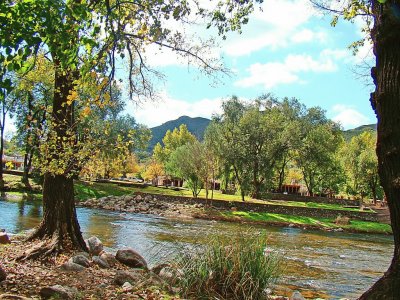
172 231 282 300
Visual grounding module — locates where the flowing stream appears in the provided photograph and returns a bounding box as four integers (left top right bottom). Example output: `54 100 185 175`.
0 199 393 299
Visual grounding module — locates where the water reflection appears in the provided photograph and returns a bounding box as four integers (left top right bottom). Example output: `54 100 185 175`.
0 199 394 299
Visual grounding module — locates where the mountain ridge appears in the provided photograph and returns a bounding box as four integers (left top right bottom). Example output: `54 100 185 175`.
148 116 377 152
148 116 211 151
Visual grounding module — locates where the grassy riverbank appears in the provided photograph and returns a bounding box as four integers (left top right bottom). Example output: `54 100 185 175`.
212 211 392 235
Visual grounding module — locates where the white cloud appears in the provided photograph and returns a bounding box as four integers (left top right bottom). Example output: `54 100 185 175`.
235 50 340 89
222 0 323 57
254 0 315 29
125 92 223 127
331 104 370 129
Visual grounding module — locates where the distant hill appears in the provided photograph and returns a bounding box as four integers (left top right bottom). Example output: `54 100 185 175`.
342 124 377 141
148 116 211 152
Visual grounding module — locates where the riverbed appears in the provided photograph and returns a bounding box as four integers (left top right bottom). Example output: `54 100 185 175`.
0 199 393 299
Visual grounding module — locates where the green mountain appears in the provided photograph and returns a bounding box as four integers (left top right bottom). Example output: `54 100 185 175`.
148 116 211 152
342 124 377 141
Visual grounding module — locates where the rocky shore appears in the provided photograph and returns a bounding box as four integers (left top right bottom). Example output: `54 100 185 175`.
79 193 205 219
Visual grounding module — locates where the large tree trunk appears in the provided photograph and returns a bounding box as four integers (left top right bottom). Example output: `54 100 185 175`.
22 63 87 259
0 109 6 191
359 1 400 298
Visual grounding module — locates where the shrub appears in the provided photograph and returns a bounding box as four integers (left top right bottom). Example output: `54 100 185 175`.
172 230 282 300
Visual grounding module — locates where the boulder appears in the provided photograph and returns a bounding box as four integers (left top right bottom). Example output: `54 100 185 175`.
40 285 78 300
100 252 118 267
60 261 85 272
86 236 103 255
115 249 147 268
69 255 90 268
122 282 134 292
114 270 146 286
92 256 110 269
290 291 305 300
0 265 6 281
0 232 10 244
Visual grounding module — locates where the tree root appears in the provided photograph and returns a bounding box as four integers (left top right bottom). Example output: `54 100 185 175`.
17 235 62 261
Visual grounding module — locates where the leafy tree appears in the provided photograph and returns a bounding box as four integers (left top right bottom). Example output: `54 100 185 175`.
341 131 382 202
9 55 53 187
143 158 165 184
166 141 209 198
154 124 197 164
210 96 249 201
294 120 343 196
0 0 254 258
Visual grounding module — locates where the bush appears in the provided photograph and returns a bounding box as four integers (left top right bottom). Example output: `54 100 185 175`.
172 230 282 300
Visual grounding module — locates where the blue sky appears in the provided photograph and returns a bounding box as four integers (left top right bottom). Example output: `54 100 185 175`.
127 0 376 130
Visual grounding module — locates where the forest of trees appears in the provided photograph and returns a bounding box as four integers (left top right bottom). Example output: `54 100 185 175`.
145 95 382 203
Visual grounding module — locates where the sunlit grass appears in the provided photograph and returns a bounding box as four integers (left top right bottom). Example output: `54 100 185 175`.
222 211 392 234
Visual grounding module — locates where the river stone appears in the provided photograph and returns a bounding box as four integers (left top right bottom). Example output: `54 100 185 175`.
60 261 85 272
114 270 146 286
100 252 118 267
0 265 6 282
92 256 110 269
115 248 147 268
40 285 78 300
290 291 305 300
86 236 103 255
69 254 90 268
0 232 10 244
122 282 134 292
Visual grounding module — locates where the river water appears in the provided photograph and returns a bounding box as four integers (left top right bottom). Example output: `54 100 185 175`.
0 199 393 299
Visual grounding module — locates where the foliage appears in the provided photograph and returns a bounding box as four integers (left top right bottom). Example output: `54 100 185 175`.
154 124 197 164
166 141 208 197
293 108 344 195
340 131 382 200
173 231 282 300
143 158 165 182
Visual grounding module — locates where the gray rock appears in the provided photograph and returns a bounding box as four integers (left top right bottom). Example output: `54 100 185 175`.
151 263 170 275
116 248 147 268
135 194 143 201
92 256 110 269
0 265 6 281
86 236 103 255
60 261 85 272
114 270 145 286
0 232 10 244
69 254 90 268
122 281 134 292
290 290 305 300
100 252 118 267
40 285 78 299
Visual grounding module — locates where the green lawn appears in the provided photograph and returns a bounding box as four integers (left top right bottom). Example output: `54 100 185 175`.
221 211 392 234
75 181 371 213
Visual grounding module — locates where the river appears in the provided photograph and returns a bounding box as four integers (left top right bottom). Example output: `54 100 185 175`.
0 199 393 299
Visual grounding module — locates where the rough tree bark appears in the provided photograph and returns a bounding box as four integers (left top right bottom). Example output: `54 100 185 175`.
22 62 87 259
359 1 400 298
